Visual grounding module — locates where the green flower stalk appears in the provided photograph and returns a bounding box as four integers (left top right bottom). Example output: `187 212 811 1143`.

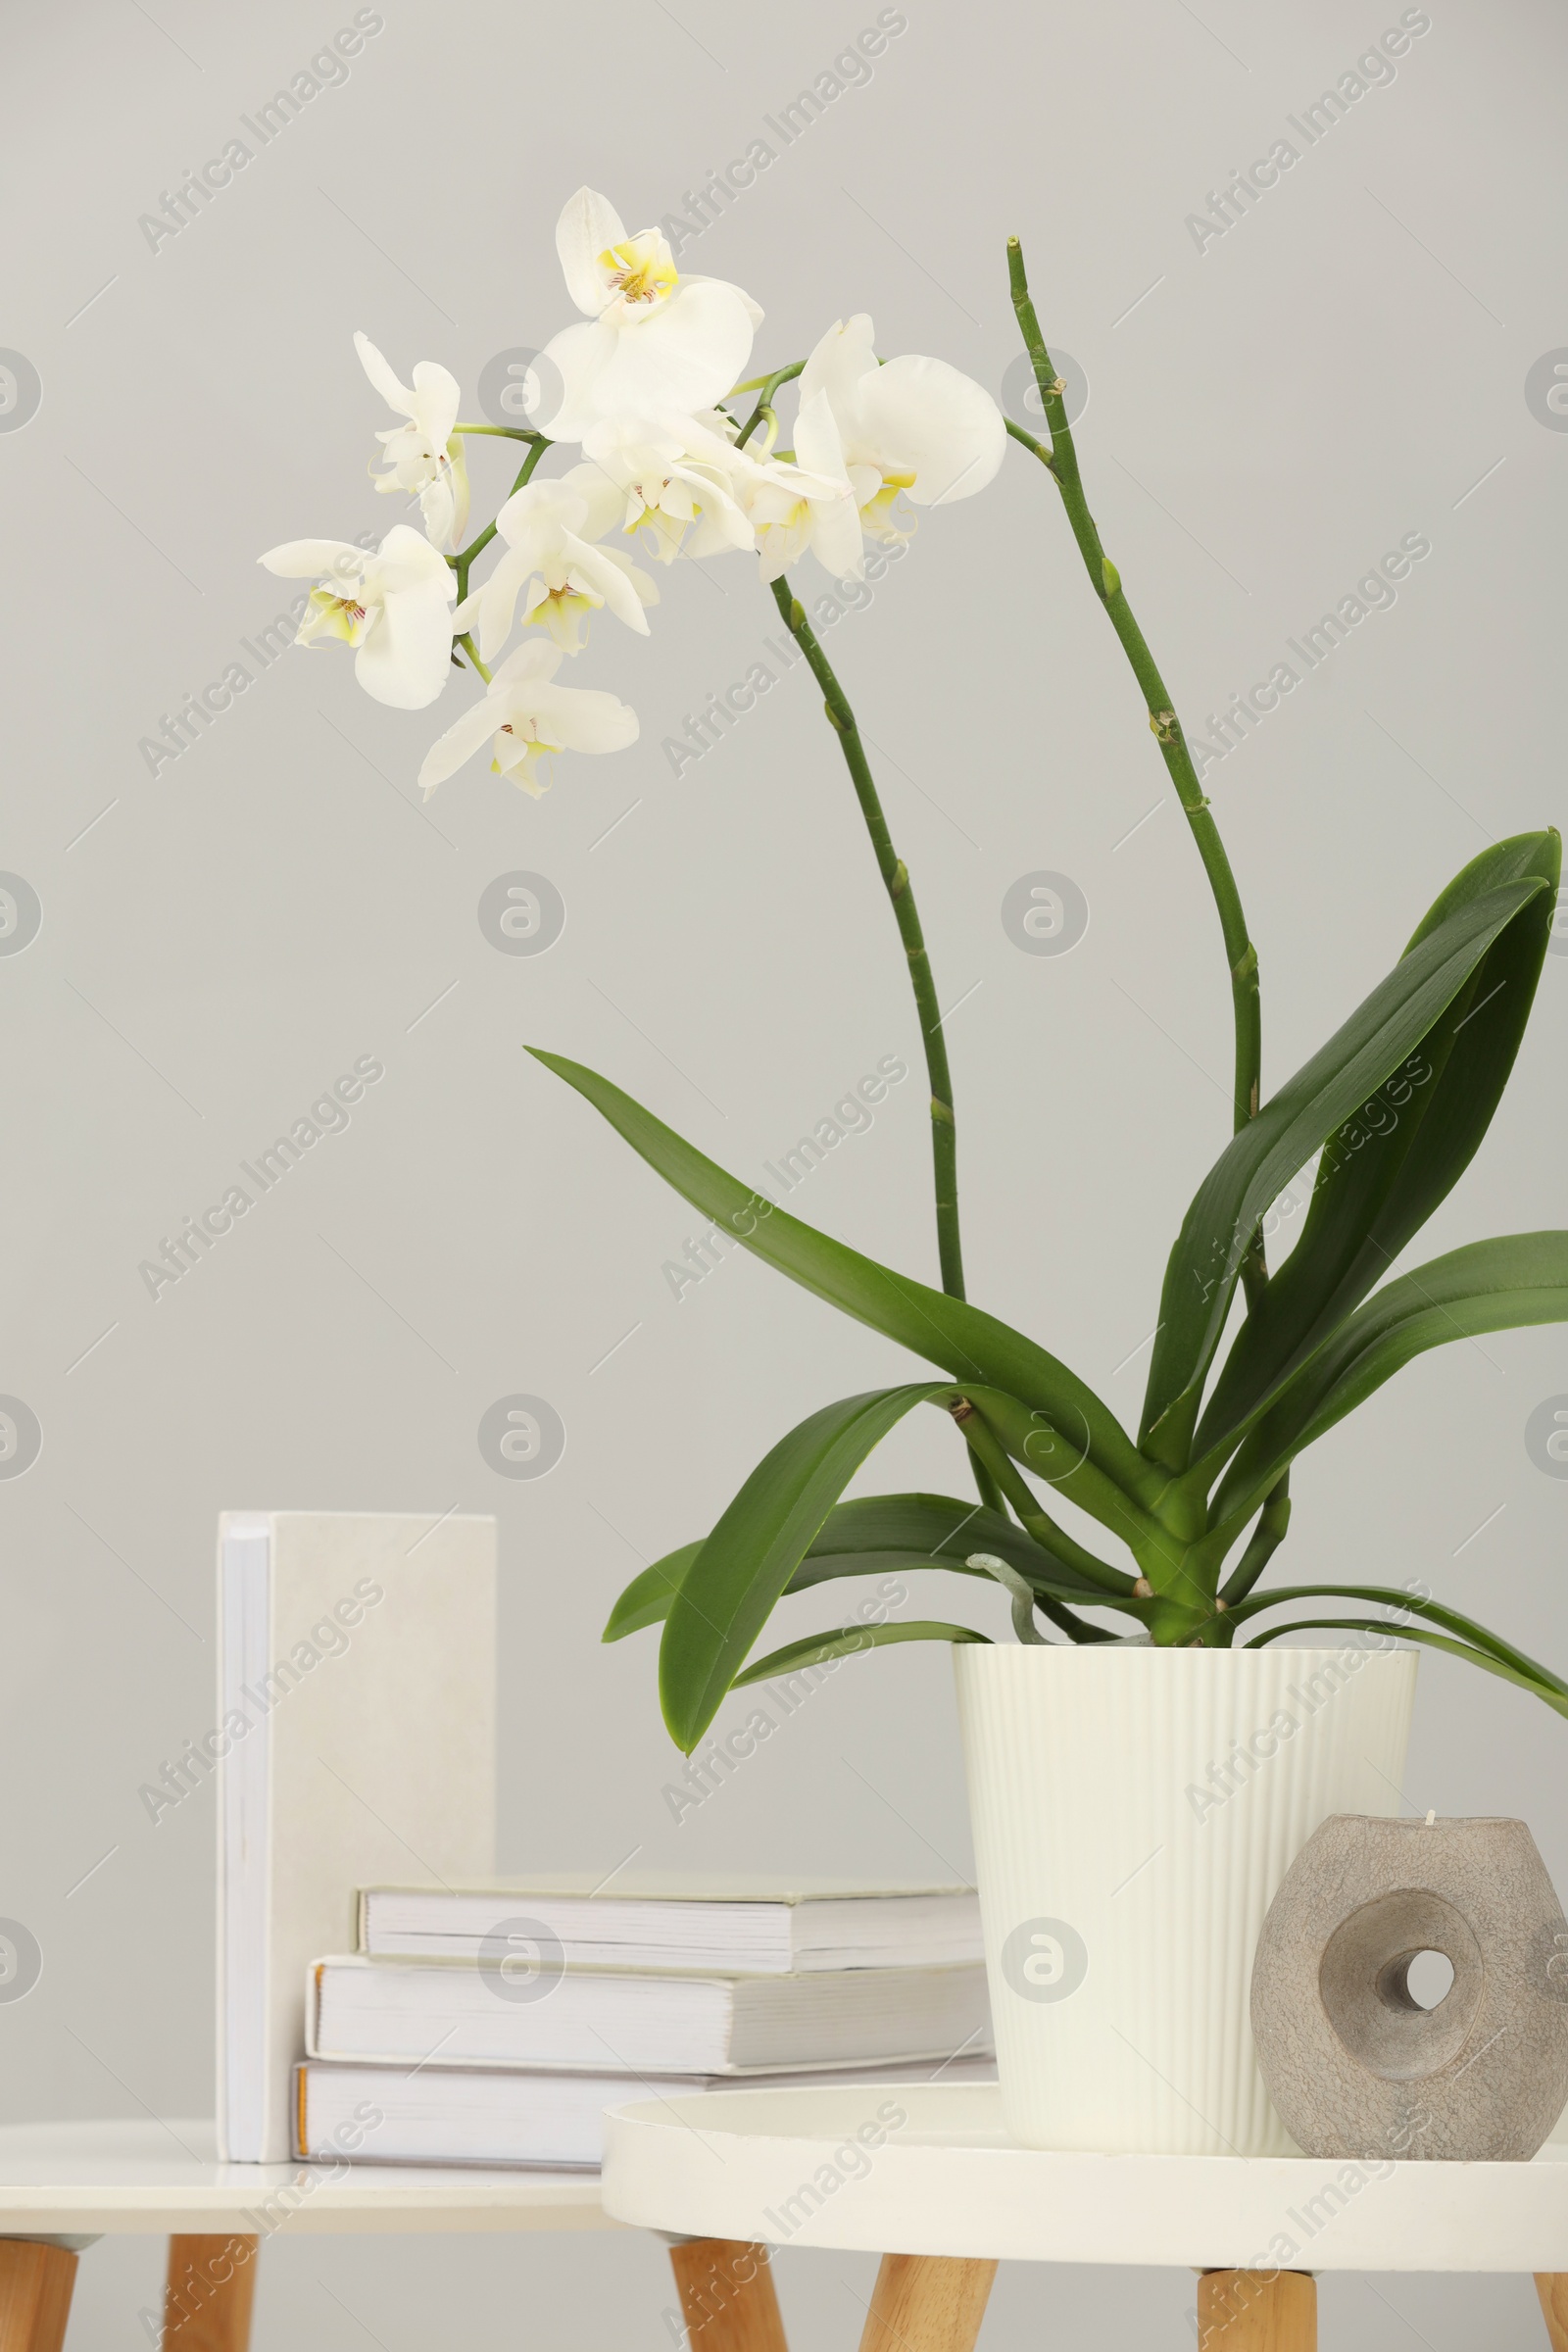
1005 239 1262 1150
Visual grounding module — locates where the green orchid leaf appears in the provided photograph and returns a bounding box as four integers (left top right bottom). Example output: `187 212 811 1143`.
602 1493 1126 1646
1218 1472 1291 1606
1243 1618 1568 1722
605 1532 998 1647
1140 876 1547 1468
603 1544 704 1642
528 1050 1159 1512
732 1620 991 1687
1214 1232 1568 1528
789 1491 1117 1599
958 1387 1159 1575
1226 1580 1568 1693
798 1492 1039 1574
1197 833 1561 1461
659 1384 955 1749
790 1508 1133 1639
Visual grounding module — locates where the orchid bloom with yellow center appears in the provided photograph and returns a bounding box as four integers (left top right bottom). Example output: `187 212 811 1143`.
596 230 680 318
353 333 470 553
529 188 762 443
258 525 457 709
858 468 919 545
574 415 759 564
454 477 658 662
741 393 866 583
796 314 1005 540
416 640 638 800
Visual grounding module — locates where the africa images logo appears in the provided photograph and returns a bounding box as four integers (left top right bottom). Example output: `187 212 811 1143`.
1001 1917 1089 2002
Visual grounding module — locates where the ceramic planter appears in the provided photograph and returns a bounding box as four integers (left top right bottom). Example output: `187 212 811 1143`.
954 1642 1418 2156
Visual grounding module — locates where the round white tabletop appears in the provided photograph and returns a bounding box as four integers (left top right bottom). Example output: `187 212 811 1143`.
0 2122 612 2237
602 2083 1568 2274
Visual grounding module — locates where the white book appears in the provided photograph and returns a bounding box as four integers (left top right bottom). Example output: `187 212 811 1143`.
358 1877 981 1974
307 1953 993 2077
295 2053 1000 2170
217 1510 496 2161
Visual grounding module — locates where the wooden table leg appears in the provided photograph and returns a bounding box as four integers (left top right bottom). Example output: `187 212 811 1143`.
164 2235 259 2352
858 2253 998 2352
667 2238 786 2352
1538 2275 1568 2350
1198 2270 1315 2349
0 2245 76 2352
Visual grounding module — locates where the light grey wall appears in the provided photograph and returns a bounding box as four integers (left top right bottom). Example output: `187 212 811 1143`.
3 0 1566 2342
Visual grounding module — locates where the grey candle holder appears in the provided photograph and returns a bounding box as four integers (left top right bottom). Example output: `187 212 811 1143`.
1250 1814 1568 2161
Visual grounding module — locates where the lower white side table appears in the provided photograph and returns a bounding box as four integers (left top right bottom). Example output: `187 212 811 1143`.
0 2119 613 2351
603 2082 1568 2351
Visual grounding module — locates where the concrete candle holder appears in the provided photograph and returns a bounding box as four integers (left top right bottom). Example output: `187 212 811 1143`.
1250 1814 1568 2161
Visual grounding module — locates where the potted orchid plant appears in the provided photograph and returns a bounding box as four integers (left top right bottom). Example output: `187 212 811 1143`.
262 188 1567 2158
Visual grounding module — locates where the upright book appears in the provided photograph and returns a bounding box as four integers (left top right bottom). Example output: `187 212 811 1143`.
217 1510 496 2162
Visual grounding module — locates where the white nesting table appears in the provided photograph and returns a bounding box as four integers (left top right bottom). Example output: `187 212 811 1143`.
0 2120 614 2351
603 2082 1568 2350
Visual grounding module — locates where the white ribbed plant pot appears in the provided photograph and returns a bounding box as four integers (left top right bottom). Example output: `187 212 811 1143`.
955 1642 1418 2157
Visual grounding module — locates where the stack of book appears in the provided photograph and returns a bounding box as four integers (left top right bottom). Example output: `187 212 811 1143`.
295 1878 996 2168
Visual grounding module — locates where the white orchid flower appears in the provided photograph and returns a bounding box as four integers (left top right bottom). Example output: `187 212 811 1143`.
573 415 758 564
743 392 866 583
529 188 762 443
416 639 638 800
258 525 457 710
454 476 657 662
355 332 470 552
797 314 1005 541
